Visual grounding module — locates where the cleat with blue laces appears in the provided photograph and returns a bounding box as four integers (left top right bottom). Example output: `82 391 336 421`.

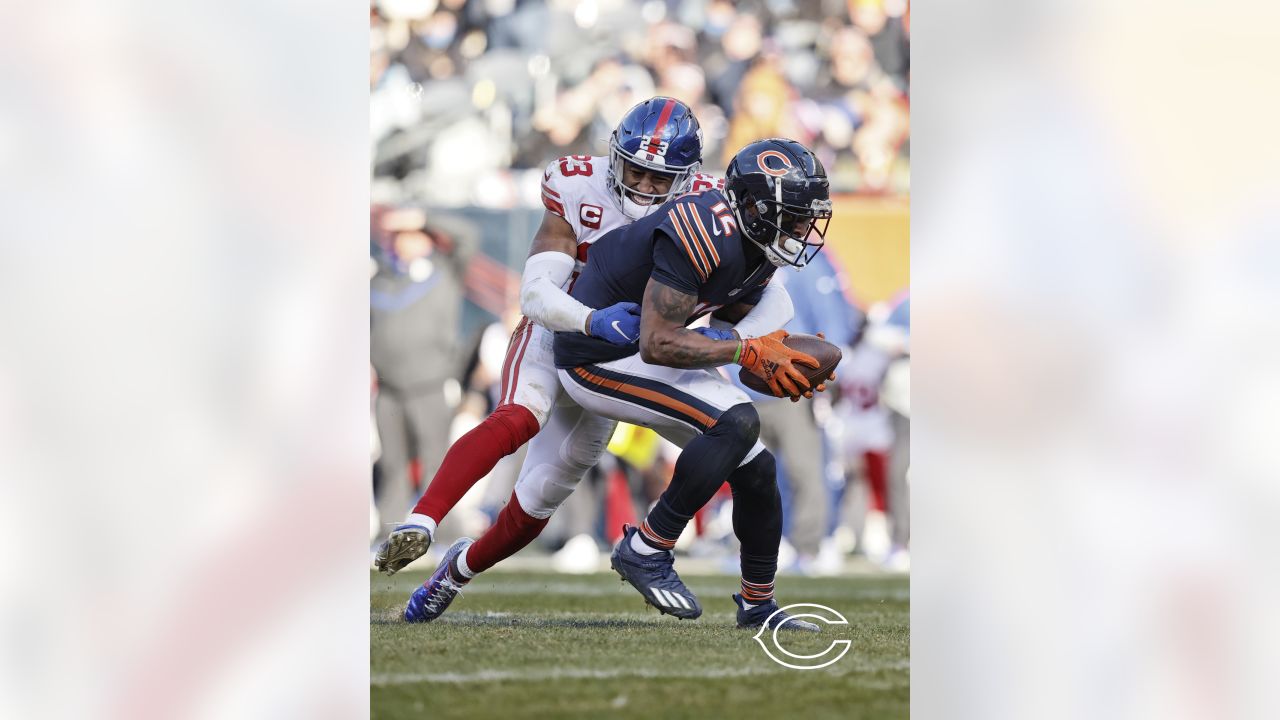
733 593 821 632
403 538 471 623
609 525 701 619
374 524 433 576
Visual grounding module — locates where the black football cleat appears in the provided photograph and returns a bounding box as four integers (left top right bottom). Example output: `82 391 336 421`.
610 525 701 619
733 593 821 632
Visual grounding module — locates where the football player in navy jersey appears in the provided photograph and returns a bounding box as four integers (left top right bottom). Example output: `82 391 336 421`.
553 138 837 630
394 99 718 623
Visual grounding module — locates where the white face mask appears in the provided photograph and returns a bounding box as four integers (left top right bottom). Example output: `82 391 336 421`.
620 193 660 220
608 139 698 219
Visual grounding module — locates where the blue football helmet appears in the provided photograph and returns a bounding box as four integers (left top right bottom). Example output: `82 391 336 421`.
724 138 832 268
608 97 703 219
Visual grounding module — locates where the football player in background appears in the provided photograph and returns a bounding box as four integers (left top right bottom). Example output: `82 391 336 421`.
375 98 720 576
405 139 837 632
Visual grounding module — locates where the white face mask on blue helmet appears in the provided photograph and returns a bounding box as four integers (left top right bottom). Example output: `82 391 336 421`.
605 98 704 219
607 137 701 219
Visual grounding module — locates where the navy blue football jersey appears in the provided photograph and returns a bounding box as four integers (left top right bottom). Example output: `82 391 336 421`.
554 188 776 368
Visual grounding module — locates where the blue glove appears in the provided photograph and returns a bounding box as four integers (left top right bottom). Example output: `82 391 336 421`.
693 326 737 341
588 301 641 345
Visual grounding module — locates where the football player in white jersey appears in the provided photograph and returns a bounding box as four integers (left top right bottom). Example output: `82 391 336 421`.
375 98 723 595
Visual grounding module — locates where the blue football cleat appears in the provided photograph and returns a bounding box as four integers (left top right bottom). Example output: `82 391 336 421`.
374 524 433 575
610 525 701 619
733 593 821 632
404 538 471 623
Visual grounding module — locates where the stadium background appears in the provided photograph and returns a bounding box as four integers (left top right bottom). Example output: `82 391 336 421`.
370 0 909 577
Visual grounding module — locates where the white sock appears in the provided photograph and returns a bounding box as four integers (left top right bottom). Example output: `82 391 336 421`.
404 513 437 539
454 545 475 579
630 532 663 556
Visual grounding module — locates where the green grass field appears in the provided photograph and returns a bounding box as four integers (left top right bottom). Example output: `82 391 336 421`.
371 569 909 719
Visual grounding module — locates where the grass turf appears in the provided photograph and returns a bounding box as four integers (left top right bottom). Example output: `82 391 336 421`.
372 569 908 719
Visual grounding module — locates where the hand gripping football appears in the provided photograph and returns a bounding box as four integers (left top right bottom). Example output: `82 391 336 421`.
738 333 842 397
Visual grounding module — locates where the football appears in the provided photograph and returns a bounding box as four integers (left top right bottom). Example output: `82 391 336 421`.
738 332 842 397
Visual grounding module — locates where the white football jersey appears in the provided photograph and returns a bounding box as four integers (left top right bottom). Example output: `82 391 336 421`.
540 154 723 281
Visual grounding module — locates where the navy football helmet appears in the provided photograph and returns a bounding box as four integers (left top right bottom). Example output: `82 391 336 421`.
608 97 703 219
724 138 832 268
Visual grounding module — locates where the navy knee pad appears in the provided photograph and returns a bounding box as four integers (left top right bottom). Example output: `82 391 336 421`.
714 402 761 453
649 404 763 530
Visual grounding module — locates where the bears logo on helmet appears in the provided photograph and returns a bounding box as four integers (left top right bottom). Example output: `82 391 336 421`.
725 138 832 269
755 150 793 177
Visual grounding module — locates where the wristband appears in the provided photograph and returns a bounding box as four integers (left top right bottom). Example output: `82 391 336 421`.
733 341 743 364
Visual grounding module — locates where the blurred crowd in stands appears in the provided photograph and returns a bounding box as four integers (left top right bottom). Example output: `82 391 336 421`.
371 0 911 574
372 0 909 206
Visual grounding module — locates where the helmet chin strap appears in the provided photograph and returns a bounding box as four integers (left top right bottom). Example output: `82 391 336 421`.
729 188 790 267
749 222 793 268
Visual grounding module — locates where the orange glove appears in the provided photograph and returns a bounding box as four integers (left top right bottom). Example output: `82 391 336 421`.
787 332 837 402
737 329 820 398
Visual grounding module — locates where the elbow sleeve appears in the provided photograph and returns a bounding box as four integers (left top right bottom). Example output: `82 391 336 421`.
520 251 593 333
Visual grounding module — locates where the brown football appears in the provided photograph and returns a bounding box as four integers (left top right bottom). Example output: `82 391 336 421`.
738 333 842 397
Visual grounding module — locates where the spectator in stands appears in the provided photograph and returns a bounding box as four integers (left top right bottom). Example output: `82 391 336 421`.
370 207 476 545
723 56 807 166
371 0 911 204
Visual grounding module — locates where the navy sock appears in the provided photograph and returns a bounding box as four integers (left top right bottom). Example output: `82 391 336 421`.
728 450 782 593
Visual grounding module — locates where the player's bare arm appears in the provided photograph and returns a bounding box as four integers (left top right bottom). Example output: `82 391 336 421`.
639 278 738 368
527 210 577 258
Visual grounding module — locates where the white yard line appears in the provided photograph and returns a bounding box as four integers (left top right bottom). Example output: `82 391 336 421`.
371 659 909 686
445 581 909 602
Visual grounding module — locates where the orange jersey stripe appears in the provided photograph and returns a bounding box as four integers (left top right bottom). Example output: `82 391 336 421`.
573 366 718 430
669 207 710 280
675 204 714 276
684 204 721 267
665 209 709 281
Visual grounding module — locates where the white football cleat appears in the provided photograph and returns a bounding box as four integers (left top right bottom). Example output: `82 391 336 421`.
373 524 433 575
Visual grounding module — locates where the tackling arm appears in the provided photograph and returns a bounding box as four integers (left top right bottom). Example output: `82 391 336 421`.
519 211 594 334
709 283 795 339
